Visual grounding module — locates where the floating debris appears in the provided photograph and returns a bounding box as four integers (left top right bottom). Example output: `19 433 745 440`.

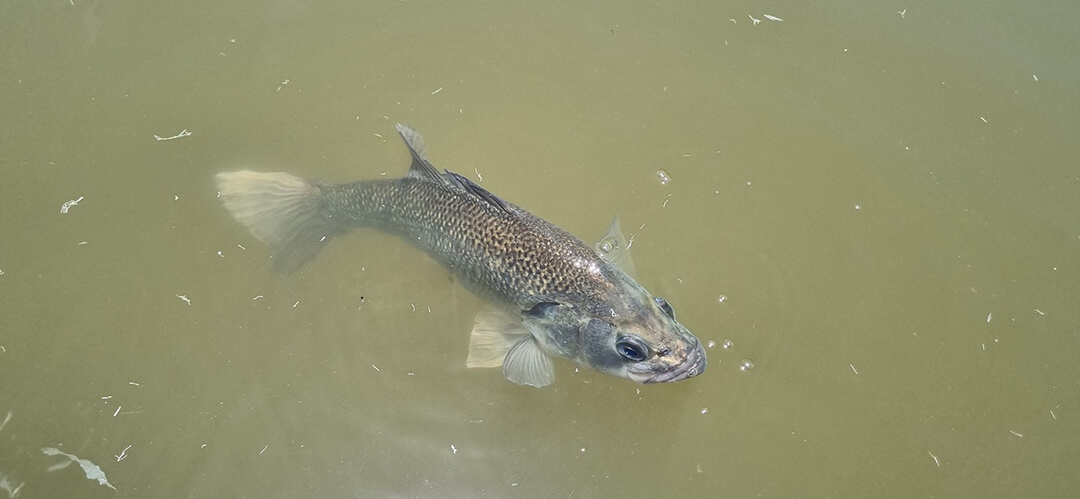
655 169 671 185
763 14 783 22
0 471 25 498
42 447 116 491
928 451 940 467
153 129 191 141
60 196 84 214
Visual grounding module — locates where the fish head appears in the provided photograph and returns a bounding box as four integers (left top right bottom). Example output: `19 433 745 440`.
523 282 707 384
580 293 707 384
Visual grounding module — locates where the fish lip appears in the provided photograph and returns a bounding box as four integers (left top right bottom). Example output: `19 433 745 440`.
644 342 707 383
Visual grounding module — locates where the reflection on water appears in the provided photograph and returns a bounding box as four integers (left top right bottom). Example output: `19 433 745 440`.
1 0 1079 497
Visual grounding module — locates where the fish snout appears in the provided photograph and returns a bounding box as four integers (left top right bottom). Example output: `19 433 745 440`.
645 339 707 383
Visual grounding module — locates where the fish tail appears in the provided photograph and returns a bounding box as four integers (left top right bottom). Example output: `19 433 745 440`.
215 170 341 272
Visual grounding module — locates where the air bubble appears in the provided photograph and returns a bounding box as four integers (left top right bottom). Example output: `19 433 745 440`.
717 294 728 303
656 169 672 185
739 359 754 371
707 340 716 349
722 339 734 349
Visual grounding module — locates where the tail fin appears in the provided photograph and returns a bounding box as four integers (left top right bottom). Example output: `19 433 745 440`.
214 170 339 272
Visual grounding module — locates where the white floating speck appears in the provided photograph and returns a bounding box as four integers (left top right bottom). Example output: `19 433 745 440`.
176 294 191 305
897 9 906 19
1033 74 1038 82
371 364 380 372
259 445 268 455
253 295 263 300
1009 430 1023 437
763 14 783 22
431 87 443 95
850 364 859 374
450 444 457 454
153 129 191 141
748 15 761 26
293 300 300 308
700 408 708 414
986 313 992 323
114 444 131 462
128 381 140 386
1050 410 1057 420
113 406 121 417
1034 308 1045 316
928 451 940 467
980 116 988 123
60 196 84 214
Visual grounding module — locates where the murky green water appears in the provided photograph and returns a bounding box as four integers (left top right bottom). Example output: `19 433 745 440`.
2 1 1078 497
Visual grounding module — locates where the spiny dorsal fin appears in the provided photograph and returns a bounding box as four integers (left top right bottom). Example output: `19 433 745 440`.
595 215 636 277
445 170 514 215
395 123 442 182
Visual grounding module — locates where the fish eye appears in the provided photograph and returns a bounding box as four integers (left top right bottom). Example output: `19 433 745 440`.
653 297 675 319
615 336 649 362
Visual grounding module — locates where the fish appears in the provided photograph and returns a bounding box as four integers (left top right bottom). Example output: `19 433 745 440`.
214 124 706 387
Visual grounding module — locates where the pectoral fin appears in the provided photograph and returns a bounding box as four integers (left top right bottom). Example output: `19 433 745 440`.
467 306 531 368
595 215 636 277
502 335 555 387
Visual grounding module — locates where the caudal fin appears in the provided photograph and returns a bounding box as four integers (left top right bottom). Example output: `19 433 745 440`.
215 170 338 272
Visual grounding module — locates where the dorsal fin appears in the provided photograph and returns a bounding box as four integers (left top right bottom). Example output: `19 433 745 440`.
445 170 514 215
395 124 443 182
595 215 636 276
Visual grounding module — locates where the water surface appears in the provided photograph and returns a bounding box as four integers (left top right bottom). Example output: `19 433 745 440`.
1 1 1078 497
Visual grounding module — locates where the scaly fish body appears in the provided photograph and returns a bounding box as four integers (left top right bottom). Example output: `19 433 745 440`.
216 125 706 387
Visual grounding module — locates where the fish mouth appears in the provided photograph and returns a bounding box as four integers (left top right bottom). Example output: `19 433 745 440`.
643 342 707 383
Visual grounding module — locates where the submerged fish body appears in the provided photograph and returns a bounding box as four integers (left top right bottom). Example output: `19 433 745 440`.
215 125 706 387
